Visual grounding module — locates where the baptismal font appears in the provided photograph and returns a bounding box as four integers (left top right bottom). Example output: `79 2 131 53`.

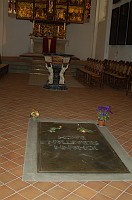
43 54 71 90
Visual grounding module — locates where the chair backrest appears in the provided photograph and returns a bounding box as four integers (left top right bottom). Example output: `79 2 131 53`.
126 66 132 76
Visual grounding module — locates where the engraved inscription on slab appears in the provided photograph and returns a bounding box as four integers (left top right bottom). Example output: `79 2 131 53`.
37 122 129 173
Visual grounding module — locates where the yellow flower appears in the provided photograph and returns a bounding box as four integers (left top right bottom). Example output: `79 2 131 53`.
30 109 39 118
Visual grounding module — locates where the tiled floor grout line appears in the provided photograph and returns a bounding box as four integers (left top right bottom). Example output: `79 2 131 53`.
1 136 25 144
1 175 19 185
114 184 132 200
0 155 23 166
125 191 132 196
3 182 48 200
33 183 70 200
88 181 114 200
103 183 127 191
3 190 29 200
120 138 132 146
32 182 58 193
61 184 87 200
89 192 113 200
31 184 59 198
49 185 82 200
33 192 58 200
62 192 86 200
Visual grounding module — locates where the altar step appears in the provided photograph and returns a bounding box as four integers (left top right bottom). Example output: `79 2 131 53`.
2 55 81 76
29 73 84 88
31 58 77 77
29 69 74 87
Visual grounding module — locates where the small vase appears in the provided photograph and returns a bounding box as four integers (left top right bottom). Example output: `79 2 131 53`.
98 120 105 126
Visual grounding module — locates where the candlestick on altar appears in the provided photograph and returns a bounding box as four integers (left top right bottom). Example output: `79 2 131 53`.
38 25 40 33
48 38 51 53
33 20 35 29
64 23 66 31
57 26 59 34
30 38 34 53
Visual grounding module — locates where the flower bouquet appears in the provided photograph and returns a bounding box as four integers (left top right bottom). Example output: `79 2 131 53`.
97 106 112 126
30 109 39 120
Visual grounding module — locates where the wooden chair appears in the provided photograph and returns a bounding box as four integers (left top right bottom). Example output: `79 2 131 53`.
113 64 131 89
126 69 132 95
104 60 131 89
76 59 105 88
0 54 9 79
87 61 105 88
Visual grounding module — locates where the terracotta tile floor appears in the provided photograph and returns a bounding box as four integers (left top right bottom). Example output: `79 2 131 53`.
0 73 132 200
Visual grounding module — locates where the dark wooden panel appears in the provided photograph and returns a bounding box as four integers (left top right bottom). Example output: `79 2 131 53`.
109 7 119 45
126 1 132 45
113 0 120 4
117 2 129 45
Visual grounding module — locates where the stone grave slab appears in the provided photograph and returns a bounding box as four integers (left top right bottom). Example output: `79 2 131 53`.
37 122 129 173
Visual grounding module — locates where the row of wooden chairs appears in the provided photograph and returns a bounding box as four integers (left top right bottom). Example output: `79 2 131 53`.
76 58 132 92
76 59 105 88
104 60 132 89
125 68 132 95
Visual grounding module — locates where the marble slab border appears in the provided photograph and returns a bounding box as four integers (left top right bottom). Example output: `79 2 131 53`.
22 118 132 181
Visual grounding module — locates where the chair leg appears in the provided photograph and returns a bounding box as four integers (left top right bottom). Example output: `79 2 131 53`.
126 81 129 95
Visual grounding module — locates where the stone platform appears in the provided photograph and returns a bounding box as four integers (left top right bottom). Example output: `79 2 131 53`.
23 119 132 181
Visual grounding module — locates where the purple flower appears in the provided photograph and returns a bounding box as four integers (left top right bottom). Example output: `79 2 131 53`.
97 105 113 121
102 112 105 116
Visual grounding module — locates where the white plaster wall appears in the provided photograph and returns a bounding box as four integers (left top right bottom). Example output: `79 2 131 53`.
95 20 107 60
0 0 32 56
0 0 97 60
3 17 32 56
109 45 132 61
65 0 97 60
94 0 112 60
0 0 131 61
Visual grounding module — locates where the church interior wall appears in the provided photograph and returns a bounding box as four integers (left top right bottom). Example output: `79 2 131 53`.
65 0 97 60
0 0 132 62
0 1 32 57
94 0 111 60
0 0 97 60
